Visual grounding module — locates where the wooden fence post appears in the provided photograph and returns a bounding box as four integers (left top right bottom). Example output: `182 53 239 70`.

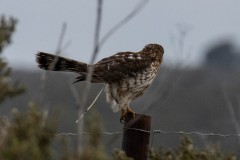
122 113 151 160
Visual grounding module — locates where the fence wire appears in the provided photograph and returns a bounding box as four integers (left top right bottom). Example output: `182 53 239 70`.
57 128 240 137
57 127 240 159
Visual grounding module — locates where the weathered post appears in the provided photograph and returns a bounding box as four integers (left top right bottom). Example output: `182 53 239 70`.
122 114 151 160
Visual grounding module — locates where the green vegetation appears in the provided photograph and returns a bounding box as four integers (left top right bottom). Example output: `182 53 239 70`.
0 16 24 103
0 108 236 160
0 104 57 160
149 137 235 160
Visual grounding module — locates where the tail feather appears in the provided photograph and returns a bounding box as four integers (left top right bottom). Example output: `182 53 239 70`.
36 52 88 73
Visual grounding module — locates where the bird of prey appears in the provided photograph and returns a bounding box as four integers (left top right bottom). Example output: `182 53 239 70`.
36 44 164 122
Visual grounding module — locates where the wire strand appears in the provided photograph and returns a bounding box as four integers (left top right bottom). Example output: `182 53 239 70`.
58 128 240 138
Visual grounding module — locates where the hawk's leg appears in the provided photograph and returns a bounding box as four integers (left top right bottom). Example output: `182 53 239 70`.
120 107 136 123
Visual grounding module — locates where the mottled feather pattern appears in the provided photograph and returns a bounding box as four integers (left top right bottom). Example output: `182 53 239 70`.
93 52 152 82
36 44 164 113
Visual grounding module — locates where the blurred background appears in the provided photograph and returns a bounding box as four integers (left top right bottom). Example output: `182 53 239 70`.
1 0 240 157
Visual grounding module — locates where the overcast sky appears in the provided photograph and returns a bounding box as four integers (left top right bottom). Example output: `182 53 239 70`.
0 0 240 70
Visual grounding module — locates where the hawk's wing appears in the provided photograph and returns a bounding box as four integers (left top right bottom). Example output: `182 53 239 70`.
92 52 152 82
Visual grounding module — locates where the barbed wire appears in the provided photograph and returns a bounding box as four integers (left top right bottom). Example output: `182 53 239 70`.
57 128 240 138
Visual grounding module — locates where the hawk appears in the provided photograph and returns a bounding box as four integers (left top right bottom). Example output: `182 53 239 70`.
36 44 164 122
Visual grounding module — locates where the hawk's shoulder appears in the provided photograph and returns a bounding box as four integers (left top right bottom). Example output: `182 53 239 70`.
93 51 152 82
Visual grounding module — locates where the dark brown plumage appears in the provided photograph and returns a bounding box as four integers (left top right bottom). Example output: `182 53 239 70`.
36 44 164 121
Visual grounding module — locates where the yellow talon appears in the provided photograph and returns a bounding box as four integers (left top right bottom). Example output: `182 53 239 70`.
120 107 136 124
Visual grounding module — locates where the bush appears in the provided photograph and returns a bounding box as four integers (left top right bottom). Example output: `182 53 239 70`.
149 136 236 160
0 104 57 160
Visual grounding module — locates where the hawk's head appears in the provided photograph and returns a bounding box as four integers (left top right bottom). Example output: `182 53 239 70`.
142 44 164 62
